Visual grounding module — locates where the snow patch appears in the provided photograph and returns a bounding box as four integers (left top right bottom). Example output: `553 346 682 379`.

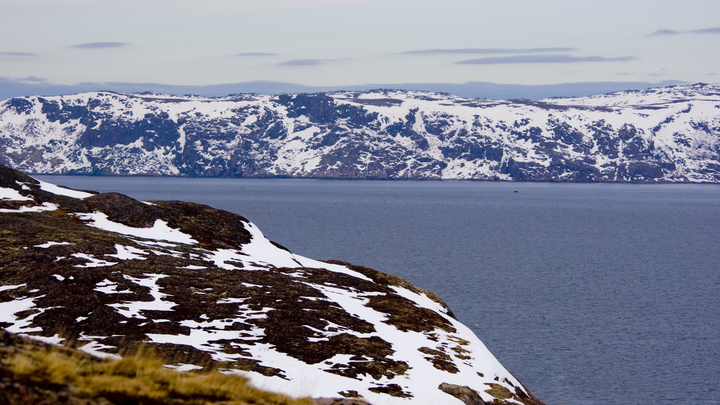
34 241 73 248
0 202 58 213
106 244 148 260
95 279 132 294
109 274 175 318
0 187 33 201
71 253 117 268
76 212 197 244
240 221 302 268
0 283 26 292
78 341 123 360
36 180 94 199
0 295 45 333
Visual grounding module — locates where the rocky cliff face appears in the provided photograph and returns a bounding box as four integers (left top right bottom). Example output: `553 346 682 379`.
1 84 719 182
0 165 544 405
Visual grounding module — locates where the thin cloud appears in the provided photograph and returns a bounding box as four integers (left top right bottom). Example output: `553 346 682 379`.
277 59 329 66
235 52 279 57
647 29 680 36
648 68 668 77
0 52 36 57
691 27 720 34
647 27 720 36
399 47 576 55
456 54 636 65
71 42 130 49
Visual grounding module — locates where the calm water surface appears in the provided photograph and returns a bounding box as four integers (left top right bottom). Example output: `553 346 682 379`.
36 175 720 405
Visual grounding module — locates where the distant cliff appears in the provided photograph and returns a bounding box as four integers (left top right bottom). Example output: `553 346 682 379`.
1 84 719 182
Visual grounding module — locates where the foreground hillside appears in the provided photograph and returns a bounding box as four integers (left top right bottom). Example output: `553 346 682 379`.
0 84 719 182
0 165 544 405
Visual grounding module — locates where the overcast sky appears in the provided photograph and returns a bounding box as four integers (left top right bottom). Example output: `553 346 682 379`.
1 0 719 97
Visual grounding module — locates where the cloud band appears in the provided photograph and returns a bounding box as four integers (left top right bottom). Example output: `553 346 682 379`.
456 54 636 65
72 42 130 49
399 47 576 55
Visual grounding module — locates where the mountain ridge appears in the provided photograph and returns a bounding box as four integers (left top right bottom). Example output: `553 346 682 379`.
0 77 687 102
1 83 719 182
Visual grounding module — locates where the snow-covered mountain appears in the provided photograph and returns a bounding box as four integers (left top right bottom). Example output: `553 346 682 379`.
0 165 544 405
1 84 719 182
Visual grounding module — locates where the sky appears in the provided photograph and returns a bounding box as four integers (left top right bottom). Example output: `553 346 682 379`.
1 0 719 99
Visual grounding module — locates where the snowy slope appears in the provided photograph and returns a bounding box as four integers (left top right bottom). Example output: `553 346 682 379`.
1 84 718 182
0 165 543 405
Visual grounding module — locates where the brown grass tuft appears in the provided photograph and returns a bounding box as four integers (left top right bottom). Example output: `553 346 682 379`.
5 339 316 405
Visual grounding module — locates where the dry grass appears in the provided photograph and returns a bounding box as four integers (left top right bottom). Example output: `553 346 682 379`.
6 342 316 405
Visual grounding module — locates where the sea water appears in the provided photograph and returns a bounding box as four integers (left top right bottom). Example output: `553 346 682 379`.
35 175 720 405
